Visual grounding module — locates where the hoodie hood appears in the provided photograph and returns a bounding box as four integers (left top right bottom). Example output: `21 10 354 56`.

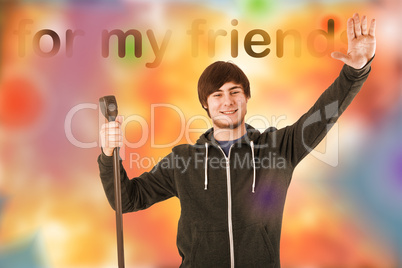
196 124 263 145
197 124 276 193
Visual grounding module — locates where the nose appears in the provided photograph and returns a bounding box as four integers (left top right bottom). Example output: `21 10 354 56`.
223 92 234 106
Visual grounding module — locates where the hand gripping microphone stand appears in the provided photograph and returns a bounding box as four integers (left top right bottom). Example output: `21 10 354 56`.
99 95 125 268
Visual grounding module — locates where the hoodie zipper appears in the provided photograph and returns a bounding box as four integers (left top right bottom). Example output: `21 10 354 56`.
217 144 235 268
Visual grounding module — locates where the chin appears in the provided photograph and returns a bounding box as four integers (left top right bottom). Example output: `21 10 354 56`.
213 118 244 130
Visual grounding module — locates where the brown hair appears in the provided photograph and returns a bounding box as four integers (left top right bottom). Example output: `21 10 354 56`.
198 61 250 113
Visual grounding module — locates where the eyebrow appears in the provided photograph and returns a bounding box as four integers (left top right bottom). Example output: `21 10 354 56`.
215 85 243 92
229 86 242 90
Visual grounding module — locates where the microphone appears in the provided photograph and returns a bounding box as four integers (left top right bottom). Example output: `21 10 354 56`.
99 95 125 268
99 95 118 122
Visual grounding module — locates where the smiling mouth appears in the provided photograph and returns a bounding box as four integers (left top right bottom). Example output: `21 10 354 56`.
220 109 238 115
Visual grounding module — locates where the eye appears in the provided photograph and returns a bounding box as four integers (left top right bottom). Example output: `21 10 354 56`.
213 93 221 97
231 91 240 95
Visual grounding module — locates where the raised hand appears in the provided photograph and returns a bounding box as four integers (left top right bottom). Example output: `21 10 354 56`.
331 13 376 69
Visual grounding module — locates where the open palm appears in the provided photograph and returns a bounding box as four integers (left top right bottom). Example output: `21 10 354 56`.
331 13 376 69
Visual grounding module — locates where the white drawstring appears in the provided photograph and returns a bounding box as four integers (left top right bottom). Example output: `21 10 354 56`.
204 143 209 190
250 141 256 193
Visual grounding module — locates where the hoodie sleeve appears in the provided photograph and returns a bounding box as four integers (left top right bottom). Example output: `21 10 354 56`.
277 57 373 168
97 149 177 213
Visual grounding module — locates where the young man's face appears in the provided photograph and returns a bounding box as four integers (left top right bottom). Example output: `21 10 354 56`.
205 81 249 132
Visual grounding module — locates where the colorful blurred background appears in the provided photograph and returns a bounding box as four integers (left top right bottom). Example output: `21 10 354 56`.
0 0 401 267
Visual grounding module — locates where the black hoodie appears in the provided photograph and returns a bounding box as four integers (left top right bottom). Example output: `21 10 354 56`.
98 59 373 267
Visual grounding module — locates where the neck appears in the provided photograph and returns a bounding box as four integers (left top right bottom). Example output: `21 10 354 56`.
213 123 247 141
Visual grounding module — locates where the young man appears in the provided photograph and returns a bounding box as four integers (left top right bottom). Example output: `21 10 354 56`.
98 13 376 267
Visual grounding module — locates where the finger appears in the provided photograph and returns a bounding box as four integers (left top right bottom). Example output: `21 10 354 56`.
100 125 122 139
346 17 355 42
103 140 123 149
353 13 362 37
369 18 376 37
110 121 121 128
109 142 123 148
106 135 123 142
102 121 121 130
331 51 350 64
116 115 124 125
110 141 124 148
101 122 110 129
103 128 122 135
101 134 123 147
361 15 368 35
